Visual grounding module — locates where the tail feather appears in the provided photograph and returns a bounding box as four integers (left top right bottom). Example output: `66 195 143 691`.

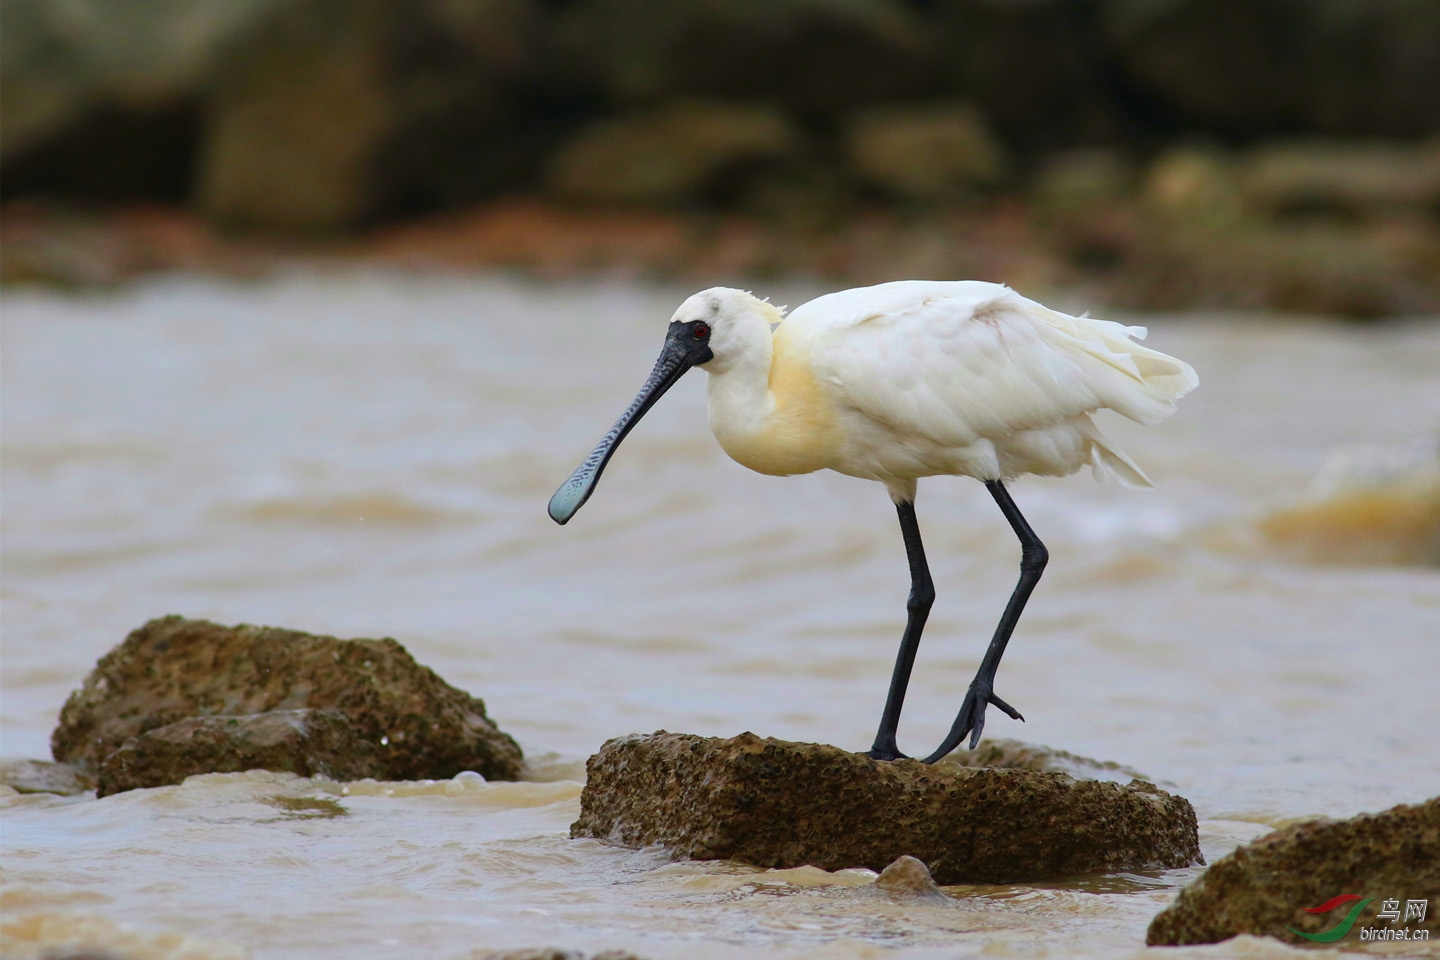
1024 300 1199 426
1082 420 1154 487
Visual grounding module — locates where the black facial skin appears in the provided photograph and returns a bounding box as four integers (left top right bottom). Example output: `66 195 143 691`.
677 319 714 365
547 318 713 524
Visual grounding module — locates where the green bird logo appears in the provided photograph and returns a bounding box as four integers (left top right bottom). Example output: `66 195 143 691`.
1287 894 1374 943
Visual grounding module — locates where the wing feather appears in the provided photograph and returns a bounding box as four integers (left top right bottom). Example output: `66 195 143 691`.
797 282 1197 449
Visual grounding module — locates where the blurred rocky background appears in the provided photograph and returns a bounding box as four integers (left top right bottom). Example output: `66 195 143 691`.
3 0 1439 316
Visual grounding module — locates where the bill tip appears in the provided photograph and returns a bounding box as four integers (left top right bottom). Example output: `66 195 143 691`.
547 482 585 525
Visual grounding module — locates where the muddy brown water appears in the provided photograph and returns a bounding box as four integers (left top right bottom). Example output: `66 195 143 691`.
2 274 1438 959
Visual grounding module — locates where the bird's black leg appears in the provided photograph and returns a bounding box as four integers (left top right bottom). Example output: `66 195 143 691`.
922 480 1046 764
867 500 935 761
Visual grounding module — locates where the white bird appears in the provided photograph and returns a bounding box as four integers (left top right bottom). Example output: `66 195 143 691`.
549 280 1198 762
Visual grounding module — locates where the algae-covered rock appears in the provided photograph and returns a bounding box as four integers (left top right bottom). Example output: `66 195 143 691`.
571 731 1201 884
95 708 385 797
1147 797 1440 946
940 737 1150 781
53 615 522 784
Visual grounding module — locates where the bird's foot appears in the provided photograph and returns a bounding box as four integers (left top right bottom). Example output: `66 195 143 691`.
920 678 1025 764
866 740 910 762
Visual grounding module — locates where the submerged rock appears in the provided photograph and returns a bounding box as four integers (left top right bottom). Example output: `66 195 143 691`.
53 615 523 790
95 708 385 797
873 855 946 900
1147 797 1440 946
0 758 95 796
571 731 1201 884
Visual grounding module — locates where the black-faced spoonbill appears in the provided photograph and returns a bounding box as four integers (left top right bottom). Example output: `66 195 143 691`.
549 280 1197 763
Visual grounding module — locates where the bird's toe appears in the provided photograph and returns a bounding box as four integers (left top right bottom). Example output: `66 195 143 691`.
988 691 1024 722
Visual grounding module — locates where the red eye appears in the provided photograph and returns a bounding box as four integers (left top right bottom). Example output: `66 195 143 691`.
693 322 710 339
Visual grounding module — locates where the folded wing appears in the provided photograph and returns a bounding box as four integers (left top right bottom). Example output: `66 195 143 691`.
800 282 1198 451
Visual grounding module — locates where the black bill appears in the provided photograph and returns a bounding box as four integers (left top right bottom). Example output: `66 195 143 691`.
548 320 713 524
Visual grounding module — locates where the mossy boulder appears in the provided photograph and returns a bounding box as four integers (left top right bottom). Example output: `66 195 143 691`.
572 731 1201 884
1148 797 1440 946
54 615 522 791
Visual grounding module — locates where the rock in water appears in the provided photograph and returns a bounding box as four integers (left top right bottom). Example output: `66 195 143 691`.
0 758 95 796
570 732 1201 884
942 737 1150 781
874 855 946 900
53 616 523 787
1148 798 1440 946
95 709 384 797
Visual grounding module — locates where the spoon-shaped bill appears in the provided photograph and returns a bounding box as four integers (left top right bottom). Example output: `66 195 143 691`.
548 324 711 524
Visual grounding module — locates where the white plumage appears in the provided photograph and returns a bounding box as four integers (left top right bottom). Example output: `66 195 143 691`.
550 279 1197 762
696 280 1196 501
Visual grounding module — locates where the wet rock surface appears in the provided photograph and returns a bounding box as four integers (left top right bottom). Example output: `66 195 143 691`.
1148 797 1440 946
53 615 523 791
571 731 1201 884
95 708 386 797
0 758 95 796
872 855 947 900
940 737 1150 781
